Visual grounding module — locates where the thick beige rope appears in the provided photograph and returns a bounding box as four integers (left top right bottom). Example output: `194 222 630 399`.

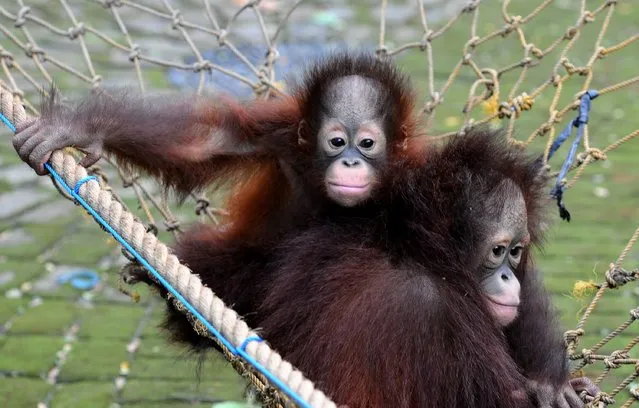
0 82 337 408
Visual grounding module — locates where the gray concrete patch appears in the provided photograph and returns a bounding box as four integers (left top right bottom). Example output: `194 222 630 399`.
37 176 59 191
0 188 51 219
16 200 75 223
0 164 37 186
97 253 128 271
0 228 34 248
0 271 15 286
101 285 140 303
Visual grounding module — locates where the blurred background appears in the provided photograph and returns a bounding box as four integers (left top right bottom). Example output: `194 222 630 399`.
0 0 638 407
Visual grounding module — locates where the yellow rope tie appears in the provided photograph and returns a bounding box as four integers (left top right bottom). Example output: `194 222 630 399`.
572 280 599 299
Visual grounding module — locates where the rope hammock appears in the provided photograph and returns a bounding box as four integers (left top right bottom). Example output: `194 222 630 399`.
1 0 638 406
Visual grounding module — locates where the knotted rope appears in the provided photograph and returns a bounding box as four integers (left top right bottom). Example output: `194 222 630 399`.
0 81 336 408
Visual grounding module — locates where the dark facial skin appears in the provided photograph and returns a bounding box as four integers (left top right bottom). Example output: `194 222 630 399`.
316 75 388 207
480 184 529 327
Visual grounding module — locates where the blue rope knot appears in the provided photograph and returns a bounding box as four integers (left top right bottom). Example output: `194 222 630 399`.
73 175 98 194
237 336 264 354
547 90 599 222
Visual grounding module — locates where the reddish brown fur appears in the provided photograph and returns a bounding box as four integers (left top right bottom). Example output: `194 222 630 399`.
83 52 428 351
161 129 570 408
251 129 567 407
31 53 572 406
221 160 290 242
79 54 424 245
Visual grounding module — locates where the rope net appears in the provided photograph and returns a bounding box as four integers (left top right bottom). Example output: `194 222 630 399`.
0 0 638 406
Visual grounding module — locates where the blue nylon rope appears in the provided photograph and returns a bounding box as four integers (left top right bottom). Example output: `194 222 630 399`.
0 113 17 132
0 112 311 408
547 90 599 222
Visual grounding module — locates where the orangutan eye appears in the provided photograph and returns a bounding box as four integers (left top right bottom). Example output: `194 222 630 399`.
509 245 524 266
359 138 374 149
330 137 346 148
484 245 507 269
492 245 506 258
